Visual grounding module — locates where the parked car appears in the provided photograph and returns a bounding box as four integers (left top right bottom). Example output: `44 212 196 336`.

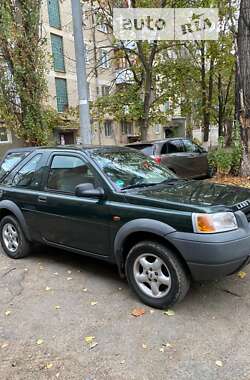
0 146 250 309
126 138 212 179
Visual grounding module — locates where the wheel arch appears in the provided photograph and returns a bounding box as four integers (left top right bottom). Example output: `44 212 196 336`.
0 200 31 241
113 219 188 277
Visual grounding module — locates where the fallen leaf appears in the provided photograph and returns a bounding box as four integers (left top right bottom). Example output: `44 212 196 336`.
238 271 247 279
85 336 95 344
216 360 223 367
164 309 175 316
55 305 60 310
1 343 8 349
45 286 51 291
89 342 98 349
67 277 72 281
82 288 88 292
159 347 165 353
36 339 44 345
166 342 173 348
46 363 53 369
131 308 145 317
5 310 11 316
142 344 147 349
90 301 97 306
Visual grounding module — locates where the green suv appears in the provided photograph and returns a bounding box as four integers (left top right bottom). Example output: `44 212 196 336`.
0 146 250 309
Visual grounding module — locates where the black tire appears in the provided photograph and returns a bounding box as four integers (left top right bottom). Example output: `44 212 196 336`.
125 241 190 309
0 215 31 259
207 165 216 178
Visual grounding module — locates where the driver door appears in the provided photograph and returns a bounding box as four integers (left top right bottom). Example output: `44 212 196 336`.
36 153 111 256
182 139 208 178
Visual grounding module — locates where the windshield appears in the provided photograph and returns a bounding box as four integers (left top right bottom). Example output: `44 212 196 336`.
91 150 177 190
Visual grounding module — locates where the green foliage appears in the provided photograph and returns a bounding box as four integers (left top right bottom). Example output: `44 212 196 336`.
91 85 144 123
208 123 243 175
0 0 52 145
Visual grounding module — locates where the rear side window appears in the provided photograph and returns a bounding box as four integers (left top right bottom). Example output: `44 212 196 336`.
161 140 184 154
12 154 42 188
0 152 29 181
130 144 154 156
183 140 200 153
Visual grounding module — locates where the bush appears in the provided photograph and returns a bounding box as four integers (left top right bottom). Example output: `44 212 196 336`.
208 123 243 176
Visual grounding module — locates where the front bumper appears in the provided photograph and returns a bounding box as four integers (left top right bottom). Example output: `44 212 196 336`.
167 211 250 281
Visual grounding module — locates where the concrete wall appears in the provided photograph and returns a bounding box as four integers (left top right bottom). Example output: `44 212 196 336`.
193 126 219 148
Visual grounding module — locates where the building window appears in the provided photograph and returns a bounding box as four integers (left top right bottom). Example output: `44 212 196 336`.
85 44 90 64
155 125 161 134
47 0 61 29
121 120 133 135
100 49 109 68
96 14 108 33
51 34 65 72
0 127 12 144
101 85 110 96
162 101 170 112
104 121 112 137
55 78 69 112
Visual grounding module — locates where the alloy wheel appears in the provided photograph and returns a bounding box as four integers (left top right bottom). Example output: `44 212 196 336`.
133 253 172 298
2 223 19 253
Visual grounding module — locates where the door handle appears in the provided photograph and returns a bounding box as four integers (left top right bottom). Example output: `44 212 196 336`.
38 195 47 203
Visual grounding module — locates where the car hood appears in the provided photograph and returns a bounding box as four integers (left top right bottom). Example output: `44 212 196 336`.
124 180 250 213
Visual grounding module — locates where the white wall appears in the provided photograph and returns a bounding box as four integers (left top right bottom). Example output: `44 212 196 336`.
193 126 219 148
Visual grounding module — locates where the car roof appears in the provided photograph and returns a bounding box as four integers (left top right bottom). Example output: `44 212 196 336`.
4 145 134 155
126 138 186 146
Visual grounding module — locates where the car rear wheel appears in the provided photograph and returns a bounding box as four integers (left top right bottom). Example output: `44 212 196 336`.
125 241 190 309
0 215 31 259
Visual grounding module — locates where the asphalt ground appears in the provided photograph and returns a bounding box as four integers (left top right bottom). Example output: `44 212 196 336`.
1 246 250 380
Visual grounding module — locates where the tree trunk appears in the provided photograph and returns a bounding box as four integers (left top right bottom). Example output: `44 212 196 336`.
237 0 250 153
140 66 152 141
218 72 224 137
200 43 209 142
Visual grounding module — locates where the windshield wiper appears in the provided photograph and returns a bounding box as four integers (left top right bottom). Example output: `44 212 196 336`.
121 182 159 190
122 177 185 191
159 178 183 185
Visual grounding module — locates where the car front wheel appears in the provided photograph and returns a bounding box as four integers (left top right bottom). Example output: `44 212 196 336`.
0 215 31 259
125 241 190 309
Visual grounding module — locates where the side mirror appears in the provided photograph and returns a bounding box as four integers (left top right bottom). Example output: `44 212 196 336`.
75 183 105 199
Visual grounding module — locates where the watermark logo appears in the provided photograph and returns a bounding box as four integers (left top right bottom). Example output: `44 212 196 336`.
113 8 218 41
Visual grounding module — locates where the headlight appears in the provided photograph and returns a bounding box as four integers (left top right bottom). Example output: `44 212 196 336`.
192 212 238 234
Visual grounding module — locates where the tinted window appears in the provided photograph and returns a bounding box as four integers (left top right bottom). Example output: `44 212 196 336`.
0 152 29 181
12 154 42 188
183 140 200 153
47 155 97 193
130 144 154 156
162 140 184 154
